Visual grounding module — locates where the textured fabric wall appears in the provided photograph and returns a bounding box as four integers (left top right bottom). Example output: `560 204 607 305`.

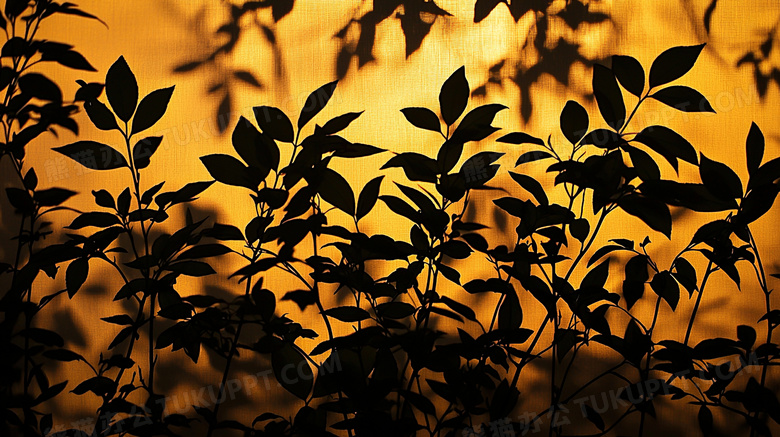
6 0 780 435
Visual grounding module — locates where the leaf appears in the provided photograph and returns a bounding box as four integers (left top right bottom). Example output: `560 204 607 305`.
272 343 312 400
324 306 371 323
72 376 116 397
498 292 523 330
580 129 625 149
439 66 469 126
401 107 440 133
632 126 698 170
618 194 672 238
84 99 119 131
166 261 216 277
624 144 661 181
673 257 697 296
583 404 605 431
736 184 780 225
318 111 363 136
131 86 175 135
316 168 355 216
66 258 89 298
651 86 714 113
298 81 338 130
450 103 507 143
200 154 257 189
356 176 383 221
623 255 649 309
41 47 95 71
516 150 554 166
177 244 231 260
592 64 626 130
746 122 764 175
648 43 706 88
699 153 742 199
560 101 589 144
18 73 62 102
101 314 135 326
497 132 545 146
35 188 77 207
460 151 503 188
474 0 503 22
509 171 548 205
254 106 294 142
439 296 477 321
698 405 713 436
437 139 463 174
737 325 757 350
375 301 416 319
379 195 420 223
67 212 122 229
612 55 645 97
651 271 680 310
233 70 263 88
381 152 438 183
132 136 163 170
105 56 138 122
53 141 129 170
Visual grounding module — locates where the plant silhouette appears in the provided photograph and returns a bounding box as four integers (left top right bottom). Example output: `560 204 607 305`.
2 3 780 437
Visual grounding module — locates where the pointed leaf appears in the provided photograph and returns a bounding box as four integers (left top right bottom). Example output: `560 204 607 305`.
612 55 645 97
592 64 626 130
746 122 764 175
132 136 163 170
651 86 714 113
700 153 742 199
131 86 174 135
254 106 294 142
401 107 440 133
298 81 338 130
317 168 355 216
560 101 589 144
105 56 138 122
648 43 706 88
356 176 383 221
439 66 469 126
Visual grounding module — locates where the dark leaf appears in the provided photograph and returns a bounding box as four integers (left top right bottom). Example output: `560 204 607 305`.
318 111 363 136
699 153 742 199
67 212 122 229
560 100 589 144
612 55 645 97
66 258 88 298
233 70 263 88
356 176 383 221
583 404 605 431
439 296 477 321
474 0 503 22
376 301 416 319
651 86 715 113
736 184 779 225
439 66 469 126
648 43 706 88
633 126 698 170
618 194 672 238
746 122 764 175
324 306 371 323
105 56 138 122
624 144 661 181
35 188 76 207
401 107 441 133
580 129 625 149
53 141 128 170
592 64 626 130
698 405 713 436
131 86 175 135
166 261 215 277
673 257 697 296
379 195 420 223
72 376 116 397
18 73 61 102
497 132 545 146
298 81 338 130
132 136 163 170
272 343 312 399
498 292 523 330
200 154 258 189
177 244 231 260
450 103 507 143
516 150 554 166
509 171 548 205
316 168 355 216
381 152 438 183
84 99 119 131
651 271 680 310
254 106 294 142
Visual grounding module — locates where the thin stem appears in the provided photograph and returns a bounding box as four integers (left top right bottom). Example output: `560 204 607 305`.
683 261 713 346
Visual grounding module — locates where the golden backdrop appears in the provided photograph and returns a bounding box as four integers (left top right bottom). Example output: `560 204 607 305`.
3 0 780 436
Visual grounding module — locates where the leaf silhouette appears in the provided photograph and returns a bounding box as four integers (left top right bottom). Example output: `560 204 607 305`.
318 111 363 136
699 153 742 199
592 64 626 130
53 141 129 170
509 171 548 205
648 43 706 88
131 86 175 135
105 56 138 122
84 99 119 131
272 343 312 400
497 132 545 146
132 136 163 170
650 86 714 113
298 81 338 130
316 168 355 216
746 122 764 175
200 154 258 189
401 107 441 133
254 106 294 143
612 55 645 97
439 66 469 126
65 258 89 298
618 193 672 238
474 0 503 22
632 126 697 171
560 100 589 144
